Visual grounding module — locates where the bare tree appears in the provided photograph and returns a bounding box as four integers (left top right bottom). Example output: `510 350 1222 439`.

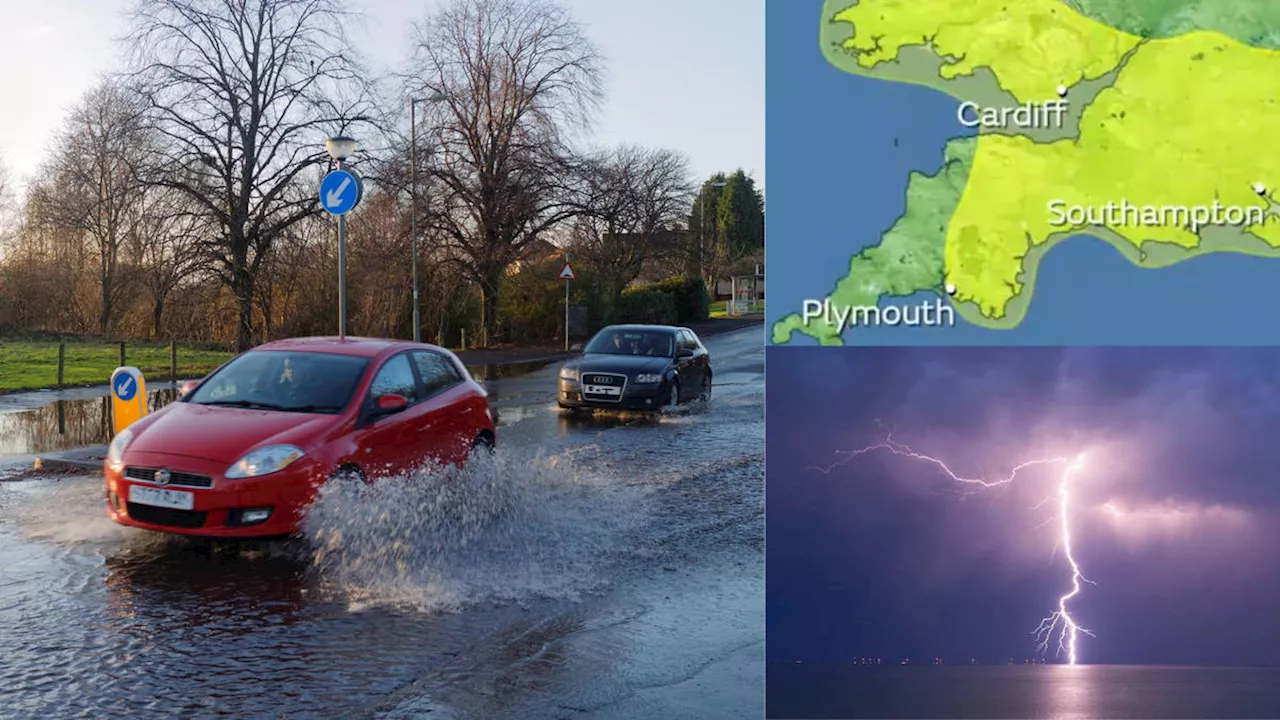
345 190 412 338
570 145 693 297
27 80 150 335
0 155 11 220
128 186 210 337
409 0 603 345
125 0 376 351
257 213 334 338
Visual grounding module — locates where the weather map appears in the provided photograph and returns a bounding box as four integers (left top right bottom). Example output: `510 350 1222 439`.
770 0 1280 345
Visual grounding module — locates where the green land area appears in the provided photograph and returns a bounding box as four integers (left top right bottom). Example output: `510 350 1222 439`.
0 338 231 393
771 138 975 345
1067 0 1280 48
774 0 1280 345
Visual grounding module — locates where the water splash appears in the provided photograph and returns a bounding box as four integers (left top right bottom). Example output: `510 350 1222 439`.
5 477 130 546
302 449 649 613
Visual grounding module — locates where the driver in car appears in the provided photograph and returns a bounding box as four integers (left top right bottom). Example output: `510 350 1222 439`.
275 360 310 402
612 333 640 355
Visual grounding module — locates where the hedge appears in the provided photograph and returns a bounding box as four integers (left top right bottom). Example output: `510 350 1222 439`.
497 263 709 341
499 258 612 344
646 276 709 323
613 288 677 325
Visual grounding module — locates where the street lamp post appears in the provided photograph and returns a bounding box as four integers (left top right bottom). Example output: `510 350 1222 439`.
326 135 357 338
408 92 448 343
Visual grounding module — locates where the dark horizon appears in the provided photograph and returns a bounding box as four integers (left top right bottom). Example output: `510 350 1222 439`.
767 347 1280 668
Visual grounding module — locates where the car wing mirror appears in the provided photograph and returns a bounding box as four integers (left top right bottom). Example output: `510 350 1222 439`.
677 348 695 358
177 380 200 398
372 393 409 417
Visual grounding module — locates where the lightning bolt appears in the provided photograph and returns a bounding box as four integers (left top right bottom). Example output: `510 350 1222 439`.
811 428 1095 664
1031 453 1097 664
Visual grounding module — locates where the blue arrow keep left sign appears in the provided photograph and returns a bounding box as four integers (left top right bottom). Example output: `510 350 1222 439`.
320 169 361 216
113 373 137 402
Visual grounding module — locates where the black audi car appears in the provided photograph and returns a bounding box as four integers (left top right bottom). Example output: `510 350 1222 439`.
557 324 712 412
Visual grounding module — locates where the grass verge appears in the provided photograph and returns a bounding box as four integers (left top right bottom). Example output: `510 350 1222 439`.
0 337 233 393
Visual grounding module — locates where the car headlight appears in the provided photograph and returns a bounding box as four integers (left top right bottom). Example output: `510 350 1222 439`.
559 366 579 381
225 445 306 479
635 373 663 384
106 428 134 469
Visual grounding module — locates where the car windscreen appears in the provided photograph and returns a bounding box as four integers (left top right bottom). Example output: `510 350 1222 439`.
583 329 675 357
187 350 370 413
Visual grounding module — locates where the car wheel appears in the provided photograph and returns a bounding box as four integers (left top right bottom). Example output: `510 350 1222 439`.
699 373 712 402
471 432 496 457
664 380 680 409
329 464 366 485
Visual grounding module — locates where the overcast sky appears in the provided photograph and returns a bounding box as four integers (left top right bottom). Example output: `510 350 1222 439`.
768 346 1280 666
1 0 763 192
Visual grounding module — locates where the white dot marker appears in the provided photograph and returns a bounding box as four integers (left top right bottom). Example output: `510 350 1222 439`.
1254 181 1267 196
1056 84 1068 98
944 283 957 295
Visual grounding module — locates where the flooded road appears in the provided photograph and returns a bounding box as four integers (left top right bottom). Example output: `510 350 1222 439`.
0 327 764 718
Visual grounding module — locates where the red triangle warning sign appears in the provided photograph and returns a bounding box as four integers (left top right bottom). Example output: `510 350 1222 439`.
559 262 575 280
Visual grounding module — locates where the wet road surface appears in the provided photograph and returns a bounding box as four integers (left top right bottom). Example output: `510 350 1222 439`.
0 327 764 719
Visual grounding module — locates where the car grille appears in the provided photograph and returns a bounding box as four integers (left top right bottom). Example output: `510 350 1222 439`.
124 466 214 488
581 372 627 402
583 373 623 386
126 503 208 529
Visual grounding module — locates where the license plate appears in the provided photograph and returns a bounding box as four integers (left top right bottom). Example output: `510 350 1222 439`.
128 485 195 510
583 384 622 396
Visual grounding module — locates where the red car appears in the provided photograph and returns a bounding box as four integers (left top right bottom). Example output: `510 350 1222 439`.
104 337 495 538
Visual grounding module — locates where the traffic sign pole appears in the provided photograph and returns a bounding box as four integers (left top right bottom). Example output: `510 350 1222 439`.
336 160 348 340
564 255 570 353
558 258 576 351
319 164 364 339
338 211 348 338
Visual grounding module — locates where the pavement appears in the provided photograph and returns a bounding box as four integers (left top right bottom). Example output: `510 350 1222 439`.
0 325 764 718
452 316 762 367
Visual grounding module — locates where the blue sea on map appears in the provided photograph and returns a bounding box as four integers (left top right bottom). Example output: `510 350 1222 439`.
767 1 1280 345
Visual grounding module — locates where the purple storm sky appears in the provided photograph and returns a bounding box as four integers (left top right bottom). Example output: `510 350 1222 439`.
767 346 1280 666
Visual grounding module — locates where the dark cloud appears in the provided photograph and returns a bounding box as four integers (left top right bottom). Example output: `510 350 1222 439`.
768 346 1280 665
